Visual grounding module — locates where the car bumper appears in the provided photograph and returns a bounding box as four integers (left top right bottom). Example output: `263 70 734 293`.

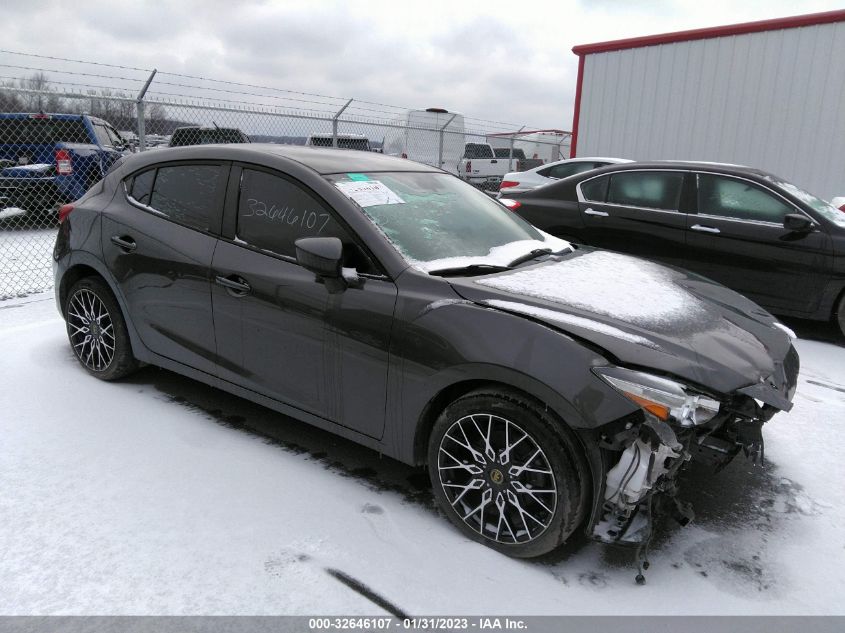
590 342 799 547
0 177 65 217
462 176 503 190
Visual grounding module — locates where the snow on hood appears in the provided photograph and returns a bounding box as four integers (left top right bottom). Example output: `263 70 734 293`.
477 250 705 328
411 231 571 273
458 249 793 396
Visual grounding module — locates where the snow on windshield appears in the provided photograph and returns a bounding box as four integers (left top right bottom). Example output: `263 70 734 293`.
769 179 845 228
485 299 661 349
477 250 706 327
411 231 571 272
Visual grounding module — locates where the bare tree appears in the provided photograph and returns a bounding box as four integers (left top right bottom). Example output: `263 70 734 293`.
0 80 24 111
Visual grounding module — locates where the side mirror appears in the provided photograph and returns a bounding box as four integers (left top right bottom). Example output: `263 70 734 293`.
783 213 814 232
295 237 343 278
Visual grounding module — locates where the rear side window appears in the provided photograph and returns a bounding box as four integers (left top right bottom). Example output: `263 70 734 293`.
237 169 362 264
464 143 494 159
607 171 683 210
129 169 155 205
548 162 602 180
92 124 111 147
493 148 528 160
580 175 609 202
148 164 226 231
697 174 793 223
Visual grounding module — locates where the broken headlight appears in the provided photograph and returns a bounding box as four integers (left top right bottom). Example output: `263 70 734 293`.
594 367 720 427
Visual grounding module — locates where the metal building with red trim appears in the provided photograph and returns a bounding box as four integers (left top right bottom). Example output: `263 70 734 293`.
570 9 845 199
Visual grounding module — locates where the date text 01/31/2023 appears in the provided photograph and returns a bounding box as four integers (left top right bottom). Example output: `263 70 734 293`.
307 617 528 630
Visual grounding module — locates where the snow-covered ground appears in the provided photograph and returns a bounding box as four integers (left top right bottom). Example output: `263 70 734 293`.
2 292 844 615
0 227 56 299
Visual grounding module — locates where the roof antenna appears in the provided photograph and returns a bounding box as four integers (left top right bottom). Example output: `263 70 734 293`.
212 121 220 130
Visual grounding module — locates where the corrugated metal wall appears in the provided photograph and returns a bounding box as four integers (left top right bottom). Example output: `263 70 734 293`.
576 21 845 200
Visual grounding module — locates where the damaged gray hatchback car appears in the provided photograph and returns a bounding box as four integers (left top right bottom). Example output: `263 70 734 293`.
53 146 798 576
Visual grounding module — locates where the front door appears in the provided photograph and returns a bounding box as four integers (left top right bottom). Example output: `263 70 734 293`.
211 166 397 439
684 172 832 315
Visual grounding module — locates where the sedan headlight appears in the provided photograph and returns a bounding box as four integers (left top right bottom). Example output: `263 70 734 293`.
593 366 720 427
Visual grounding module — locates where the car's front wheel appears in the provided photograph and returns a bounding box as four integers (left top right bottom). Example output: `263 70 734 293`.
428 388 588 558
65 277 138 380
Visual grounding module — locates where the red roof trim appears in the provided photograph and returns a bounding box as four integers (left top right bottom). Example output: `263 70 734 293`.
486 129 570 137
572 9 845 56
570 55 585 158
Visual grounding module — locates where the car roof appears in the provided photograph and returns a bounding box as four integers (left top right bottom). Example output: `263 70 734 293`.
564 157 631 163
118 143 442 175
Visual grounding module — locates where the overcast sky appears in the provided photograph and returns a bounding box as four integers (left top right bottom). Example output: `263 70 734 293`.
2 0 842 131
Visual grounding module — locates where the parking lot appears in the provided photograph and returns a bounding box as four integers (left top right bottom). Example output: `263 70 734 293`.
2 292 844 615
0 226 55 299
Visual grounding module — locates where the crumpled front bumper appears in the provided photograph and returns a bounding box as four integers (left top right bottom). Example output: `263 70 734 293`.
589 343 799 555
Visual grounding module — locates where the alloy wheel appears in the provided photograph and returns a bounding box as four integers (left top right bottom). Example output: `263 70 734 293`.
437 413 557 544
67 288 116 372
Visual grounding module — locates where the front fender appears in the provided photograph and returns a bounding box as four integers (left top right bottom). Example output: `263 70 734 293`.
386 295 637 464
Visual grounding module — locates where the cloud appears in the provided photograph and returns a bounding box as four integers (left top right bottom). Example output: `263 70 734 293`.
1 0 842 132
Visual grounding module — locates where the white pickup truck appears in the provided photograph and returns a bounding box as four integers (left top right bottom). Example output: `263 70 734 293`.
458 143 535 190
458 143 509 190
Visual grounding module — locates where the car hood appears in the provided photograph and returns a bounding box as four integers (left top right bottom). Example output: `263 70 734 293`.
447 249 796 407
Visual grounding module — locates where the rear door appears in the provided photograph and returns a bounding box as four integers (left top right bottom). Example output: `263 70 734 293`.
211 165 397 439
102 161 228 375
684 172 831 314
577 170 690 268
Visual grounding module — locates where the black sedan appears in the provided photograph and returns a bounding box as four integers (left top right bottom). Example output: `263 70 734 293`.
500 161 845 335
53 146 798 565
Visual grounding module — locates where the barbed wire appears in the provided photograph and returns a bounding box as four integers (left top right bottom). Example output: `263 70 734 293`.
0 49 153 73
0 48 557 131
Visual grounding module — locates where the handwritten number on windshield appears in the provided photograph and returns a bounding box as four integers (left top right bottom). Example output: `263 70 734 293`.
243 198 331 234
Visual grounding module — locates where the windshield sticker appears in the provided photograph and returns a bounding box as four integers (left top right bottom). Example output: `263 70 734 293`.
335 180 405 207
346 173 370 181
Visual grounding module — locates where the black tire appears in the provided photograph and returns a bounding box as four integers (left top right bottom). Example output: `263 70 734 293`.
427 388 589 558
837 294 845 339
64 277 138 380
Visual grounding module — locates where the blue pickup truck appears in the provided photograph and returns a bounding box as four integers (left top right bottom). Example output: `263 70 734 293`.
0 113 128 224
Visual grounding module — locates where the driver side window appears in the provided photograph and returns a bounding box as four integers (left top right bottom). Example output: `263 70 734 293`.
697 174 793 223
236 169 377 273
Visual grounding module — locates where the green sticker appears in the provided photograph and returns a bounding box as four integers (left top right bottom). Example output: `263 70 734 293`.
347 173 370 181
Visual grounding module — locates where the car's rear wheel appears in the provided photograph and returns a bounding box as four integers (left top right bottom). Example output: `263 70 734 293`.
427 388 588 558
65 277 138 380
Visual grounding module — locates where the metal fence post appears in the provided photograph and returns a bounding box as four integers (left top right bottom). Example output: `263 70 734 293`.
509 126 525 172
332 99 353 148
438 113 457 170
135 69 157 151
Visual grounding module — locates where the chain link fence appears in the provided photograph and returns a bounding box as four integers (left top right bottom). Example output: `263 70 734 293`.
0 51 570 299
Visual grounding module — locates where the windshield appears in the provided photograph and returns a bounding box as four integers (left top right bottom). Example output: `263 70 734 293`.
326 171 569 271
770 178 845 229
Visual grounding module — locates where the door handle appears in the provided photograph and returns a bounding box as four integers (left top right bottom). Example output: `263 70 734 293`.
690 224 721 234
215 275 251 296
584 207 609 217
110 235 137 252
